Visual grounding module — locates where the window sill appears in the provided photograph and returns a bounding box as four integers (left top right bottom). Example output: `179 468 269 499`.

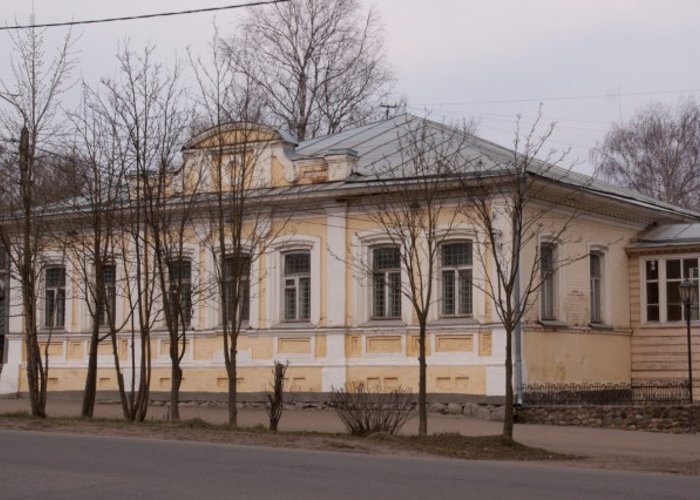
215 322 251 331
271 322 316 330
538 320 568 329
359 320 406 328
429 317 478 326
38 328 66 334
588 322 614 331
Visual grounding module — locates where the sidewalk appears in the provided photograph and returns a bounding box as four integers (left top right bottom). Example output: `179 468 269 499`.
2 397 699 474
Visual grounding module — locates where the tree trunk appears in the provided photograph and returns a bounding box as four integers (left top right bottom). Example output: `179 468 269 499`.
418 322 428 437
169 363 182 422
81 327 100 418
502 327 514 443
228 338 238 427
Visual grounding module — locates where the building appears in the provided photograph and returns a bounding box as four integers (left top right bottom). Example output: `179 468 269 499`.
0 114 697 402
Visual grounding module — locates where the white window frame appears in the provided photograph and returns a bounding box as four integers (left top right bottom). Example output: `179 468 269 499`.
168 258 193 330
97 262 118 328
283 251 312 322
43 264 67 329
267 237 320 327
439 240 473 318
351 231 410 325
539 241 557 321
589 244 609 325
370 245 402 320
641 254 700 324
222 253 252 325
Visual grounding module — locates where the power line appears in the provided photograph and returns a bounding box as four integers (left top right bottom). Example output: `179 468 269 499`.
0 1 289 31
416 88 700 107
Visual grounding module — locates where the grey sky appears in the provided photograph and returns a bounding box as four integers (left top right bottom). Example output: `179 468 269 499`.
2 0 700 172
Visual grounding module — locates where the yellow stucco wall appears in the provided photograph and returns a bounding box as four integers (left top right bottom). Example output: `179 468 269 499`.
524 329 631 384
346 365 485 394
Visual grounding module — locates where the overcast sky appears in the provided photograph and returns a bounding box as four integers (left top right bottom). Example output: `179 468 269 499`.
2 0 700 173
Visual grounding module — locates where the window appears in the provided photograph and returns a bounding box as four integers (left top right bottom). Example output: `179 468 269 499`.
169 260 192 328
98 264 117 327
540 243 556 320
284 252 310 321
441 242 473 317
45 266 66 328
644 257 699 323
372 246 401 319
223 255 250 324
665 258 698 322
590 252 603 323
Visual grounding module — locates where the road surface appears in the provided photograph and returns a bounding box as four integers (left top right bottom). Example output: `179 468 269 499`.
0 430 697 499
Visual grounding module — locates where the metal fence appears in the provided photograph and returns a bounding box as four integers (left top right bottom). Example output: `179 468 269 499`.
522 380 690 406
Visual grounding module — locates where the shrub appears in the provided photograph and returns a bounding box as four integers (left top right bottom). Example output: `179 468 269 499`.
330 383 416 436
265 360 289 431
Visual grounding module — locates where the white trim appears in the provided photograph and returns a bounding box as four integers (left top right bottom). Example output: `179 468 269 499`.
267 236 321 327
640 253 700 325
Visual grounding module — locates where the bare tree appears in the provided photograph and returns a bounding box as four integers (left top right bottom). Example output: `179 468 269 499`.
60 87 131 418
0 25 76 417
455 112 583 442
228 0 393 141
99 45 188 422
595 99 700 211
266 360 288 431
356 117 473 436
190 31 290 426
146 130 204 423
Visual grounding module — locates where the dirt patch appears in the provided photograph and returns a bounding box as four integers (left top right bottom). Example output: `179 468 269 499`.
0 412 572 463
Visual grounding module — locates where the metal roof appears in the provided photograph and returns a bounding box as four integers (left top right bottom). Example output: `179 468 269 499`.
631 223 700 248
295 113 700 220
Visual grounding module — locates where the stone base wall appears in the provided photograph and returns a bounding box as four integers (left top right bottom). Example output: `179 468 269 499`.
518 405 700 433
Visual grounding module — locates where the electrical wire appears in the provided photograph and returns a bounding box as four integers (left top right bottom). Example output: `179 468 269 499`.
0 1 289 31
415 88 700 107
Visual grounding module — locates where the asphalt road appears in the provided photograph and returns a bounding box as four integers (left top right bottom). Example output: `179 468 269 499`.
0 430 698 500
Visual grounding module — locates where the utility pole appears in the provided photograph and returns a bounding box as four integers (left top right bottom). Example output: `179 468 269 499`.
379 103 398 120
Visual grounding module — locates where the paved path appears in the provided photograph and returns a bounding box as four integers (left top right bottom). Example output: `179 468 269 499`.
1 430 699 500
2 398 700 474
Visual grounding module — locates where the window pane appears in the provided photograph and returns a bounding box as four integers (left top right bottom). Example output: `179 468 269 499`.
224 255 250 323
666 259 681 280
285 253 310 275
590 253 600 278
45 290 55 327
541 245 554 273
442 270 455 316
684 258 699 280
373 273 385 318
646 282 659 304
540 244 555 319
388 272 402 318
56 289 66 327
99 265 117 327
645 260 658 280
442 242 471 267
300 277 311 320
647 305 659 322
459 269 473 316
373 247 400 271
169 260 192 328
45 267 66 328
285 285 296 320
668 304 683 322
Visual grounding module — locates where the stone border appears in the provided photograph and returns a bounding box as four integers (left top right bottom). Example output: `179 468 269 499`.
518 404 700 433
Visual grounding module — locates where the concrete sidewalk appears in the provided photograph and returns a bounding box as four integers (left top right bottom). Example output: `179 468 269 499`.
2 397 699 474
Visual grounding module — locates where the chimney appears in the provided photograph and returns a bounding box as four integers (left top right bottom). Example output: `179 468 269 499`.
324 148 359 181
